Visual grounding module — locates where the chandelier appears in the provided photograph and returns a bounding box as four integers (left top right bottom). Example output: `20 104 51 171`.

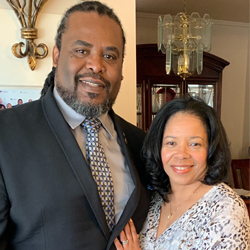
157 0 212 80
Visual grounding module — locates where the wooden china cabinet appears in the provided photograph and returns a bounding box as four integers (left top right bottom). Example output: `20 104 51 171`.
136 44 230 131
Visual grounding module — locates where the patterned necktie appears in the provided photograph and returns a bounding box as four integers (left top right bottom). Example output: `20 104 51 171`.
83 117 115 231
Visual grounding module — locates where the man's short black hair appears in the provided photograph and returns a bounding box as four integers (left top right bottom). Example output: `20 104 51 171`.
55 1 126 58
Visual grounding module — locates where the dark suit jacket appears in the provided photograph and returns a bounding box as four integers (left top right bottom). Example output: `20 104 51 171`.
0 87 151 250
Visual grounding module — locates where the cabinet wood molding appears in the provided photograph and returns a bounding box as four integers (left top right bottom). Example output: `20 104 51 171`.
136 44 230 131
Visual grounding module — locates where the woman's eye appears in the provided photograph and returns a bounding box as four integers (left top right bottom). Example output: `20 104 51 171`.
190 142 201 147
166 141 175 146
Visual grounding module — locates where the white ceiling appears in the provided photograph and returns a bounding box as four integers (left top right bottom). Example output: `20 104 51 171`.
136 0 250 23
0 0 249 23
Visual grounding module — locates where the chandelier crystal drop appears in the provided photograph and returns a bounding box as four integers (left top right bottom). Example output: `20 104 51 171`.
158 9 212 80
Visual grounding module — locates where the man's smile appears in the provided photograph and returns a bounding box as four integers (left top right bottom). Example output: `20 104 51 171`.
79 79 105 88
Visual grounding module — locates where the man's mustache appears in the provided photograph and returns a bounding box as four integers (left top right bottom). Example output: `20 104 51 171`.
75 73 111 90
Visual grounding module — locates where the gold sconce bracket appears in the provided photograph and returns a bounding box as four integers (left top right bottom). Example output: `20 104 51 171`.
6 0 48 71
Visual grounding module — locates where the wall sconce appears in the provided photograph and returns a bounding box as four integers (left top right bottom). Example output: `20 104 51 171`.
6 0 49 71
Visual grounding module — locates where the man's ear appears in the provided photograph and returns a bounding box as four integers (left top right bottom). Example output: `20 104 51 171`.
52 45 59 67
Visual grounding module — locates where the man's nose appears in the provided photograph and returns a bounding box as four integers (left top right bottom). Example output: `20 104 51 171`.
85 55 105 74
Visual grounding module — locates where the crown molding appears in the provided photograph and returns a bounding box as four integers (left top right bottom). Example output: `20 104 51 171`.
136 12 250 28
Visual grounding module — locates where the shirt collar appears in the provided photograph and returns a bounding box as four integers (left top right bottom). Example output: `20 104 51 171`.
53 87 114 138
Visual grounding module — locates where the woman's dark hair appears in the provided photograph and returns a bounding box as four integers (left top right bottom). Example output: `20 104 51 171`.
142 96 231 201
40 1 126 98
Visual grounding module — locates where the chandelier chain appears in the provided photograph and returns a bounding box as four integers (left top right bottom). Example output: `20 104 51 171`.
183 0 187 14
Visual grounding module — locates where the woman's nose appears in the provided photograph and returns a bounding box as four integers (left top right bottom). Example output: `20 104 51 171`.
175 145 190 159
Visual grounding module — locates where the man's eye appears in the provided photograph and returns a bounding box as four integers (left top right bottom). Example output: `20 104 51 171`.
76 49 86 54
104 54 116 60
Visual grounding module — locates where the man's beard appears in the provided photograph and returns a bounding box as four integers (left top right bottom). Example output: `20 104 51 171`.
55 71 115 117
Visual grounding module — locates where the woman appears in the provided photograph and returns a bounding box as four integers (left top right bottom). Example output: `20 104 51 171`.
115 97 250 249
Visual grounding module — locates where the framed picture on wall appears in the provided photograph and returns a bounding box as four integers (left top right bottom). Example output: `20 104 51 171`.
0 86 42 109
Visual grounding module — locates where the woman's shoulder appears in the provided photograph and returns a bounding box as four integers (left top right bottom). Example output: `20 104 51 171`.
150 191 163 205
205 182 248 216
213 183 244 202
196 183 250 249
147 192 163 215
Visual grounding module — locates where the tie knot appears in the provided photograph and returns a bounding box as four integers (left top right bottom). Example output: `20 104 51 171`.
83 117 101 132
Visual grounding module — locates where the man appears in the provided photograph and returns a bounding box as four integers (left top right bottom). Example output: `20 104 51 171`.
0 1 151 250
17 99 23 105
0 104 5 110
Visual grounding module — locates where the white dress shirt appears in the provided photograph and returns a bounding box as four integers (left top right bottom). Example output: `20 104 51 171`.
53 88 135 223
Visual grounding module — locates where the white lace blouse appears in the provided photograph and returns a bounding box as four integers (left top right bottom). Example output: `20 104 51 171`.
139 183 250 250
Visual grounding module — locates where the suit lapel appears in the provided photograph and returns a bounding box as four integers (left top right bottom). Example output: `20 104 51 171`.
108 111 141 242
41 90 142 243
41 88 110 239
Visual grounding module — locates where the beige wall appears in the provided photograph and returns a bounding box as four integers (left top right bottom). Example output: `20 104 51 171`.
0 0 137 124
136 13 250 160
0 1 249 160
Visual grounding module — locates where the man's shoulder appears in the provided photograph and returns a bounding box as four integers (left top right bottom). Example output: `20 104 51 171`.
0 100 44 133
0 99 41 117
109 111 146 137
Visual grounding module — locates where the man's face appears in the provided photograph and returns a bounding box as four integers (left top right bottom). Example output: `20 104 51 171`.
53 11 124 117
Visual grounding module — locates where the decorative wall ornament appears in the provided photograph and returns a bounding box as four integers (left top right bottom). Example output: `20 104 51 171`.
6 0 48 71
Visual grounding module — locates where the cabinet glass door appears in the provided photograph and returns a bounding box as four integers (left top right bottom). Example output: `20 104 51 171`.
151 84 180 120
137 82 217 131
137 84 142 128
188 84 215 108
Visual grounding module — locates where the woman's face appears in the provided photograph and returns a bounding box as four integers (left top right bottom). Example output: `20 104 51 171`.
161 112 208 188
